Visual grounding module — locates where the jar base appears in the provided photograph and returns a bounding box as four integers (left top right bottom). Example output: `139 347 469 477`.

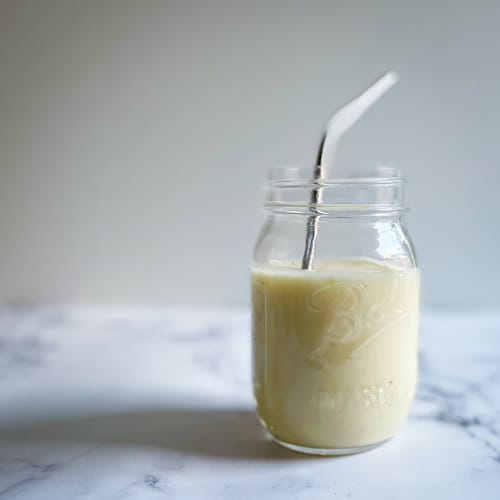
272 436 392 456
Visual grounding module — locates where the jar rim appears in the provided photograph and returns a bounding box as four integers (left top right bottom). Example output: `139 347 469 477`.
267 166 403 185
264 166 407 215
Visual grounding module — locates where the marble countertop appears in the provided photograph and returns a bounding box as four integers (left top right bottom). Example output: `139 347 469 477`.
0 306 499 499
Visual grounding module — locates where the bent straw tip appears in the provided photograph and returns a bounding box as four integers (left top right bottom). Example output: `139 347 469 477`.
382 71 400 86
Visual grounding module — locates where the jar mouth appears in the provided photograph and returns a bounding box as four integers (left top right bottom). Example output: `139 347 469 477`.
265 166 407 215
267 166 403 186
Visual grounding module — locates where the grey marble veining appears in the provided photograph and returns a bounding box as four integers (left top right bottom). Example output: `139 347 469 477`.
0 306 499 499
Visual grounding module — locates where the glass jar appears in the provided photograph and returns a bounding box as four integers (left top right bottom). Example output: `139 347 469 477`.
251 166 419 455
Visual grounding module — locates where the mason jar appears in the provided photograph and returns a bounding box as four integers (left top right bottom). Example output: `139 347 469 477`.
251 166 419 455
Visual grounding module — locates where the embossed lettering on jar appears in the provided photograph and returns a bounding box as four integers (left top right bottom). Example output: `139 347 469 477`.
251 167 419 455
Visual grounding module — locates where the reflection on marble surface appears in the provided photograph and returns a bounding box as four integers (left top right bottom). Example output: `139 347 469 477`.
0 306 499 499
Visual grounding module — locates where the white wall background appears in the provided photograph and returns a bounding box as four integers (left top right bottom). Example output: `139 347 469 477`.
0 0 498 306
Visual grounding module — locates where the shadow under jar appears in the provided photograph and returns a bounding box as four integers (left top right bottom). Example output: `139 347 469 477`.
251 167 419 456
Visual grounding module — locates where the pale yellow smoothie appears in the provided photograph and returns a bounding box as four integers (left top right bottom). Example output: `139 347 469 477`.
251 258 419 450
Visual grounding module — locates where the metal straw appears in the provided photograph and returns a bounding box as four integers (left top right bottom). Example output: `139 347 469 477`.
301 72 399 270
